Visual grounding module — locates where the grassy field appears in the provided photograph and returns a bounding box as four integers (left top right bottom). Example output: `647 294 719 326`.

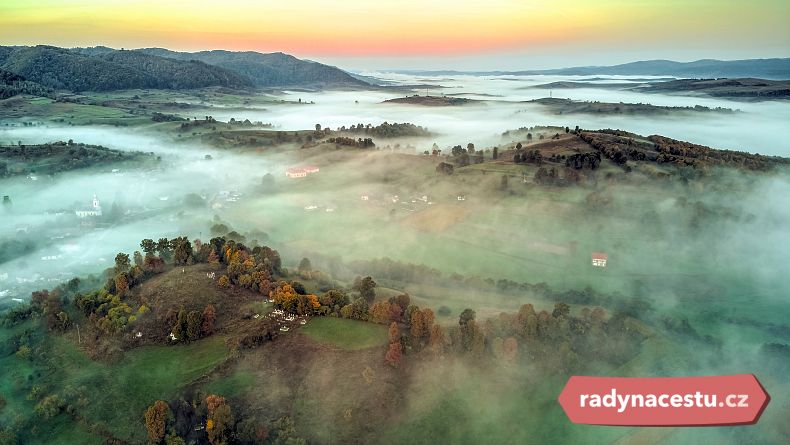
0 324 230 444
300 317 388 350
0 96 149 126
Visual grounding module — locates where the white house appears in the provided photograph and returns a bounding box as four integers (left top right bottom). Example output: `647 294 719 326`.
591 252 608 267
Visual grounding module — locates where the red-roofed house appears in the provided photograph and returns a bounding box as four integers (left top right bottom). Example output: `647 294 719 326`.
591 252 608 267
285 168 307 178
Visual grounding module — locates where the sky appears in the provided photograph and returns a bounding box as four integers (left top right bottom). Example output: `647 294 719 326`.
1 0 788 70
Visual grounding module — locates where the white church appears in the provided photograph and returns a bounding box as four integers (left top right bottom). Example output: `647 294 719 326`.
75 193 103 218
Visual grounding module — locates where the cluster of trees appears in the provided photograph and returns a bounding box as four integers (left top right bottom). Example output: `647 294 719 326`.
179 116 217 129
513 148 543 165
362 292 441 366
565 152 601 170
648 135 787 171
398 302 645 372
348 257 442 285
578 132 637 167
210 238 283 295
577 130 788 173
337 122 431 138
151 112 184 123
269 282 320 316
0 278 81 334
533 166 563 185
325 136 375 148
168 305 215 343
143 394 306 445
343 257 656 323
448 143 484 167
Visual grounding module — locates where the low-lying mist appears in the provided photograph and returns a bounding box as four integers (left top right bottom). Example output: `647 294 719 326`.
2 72 790 444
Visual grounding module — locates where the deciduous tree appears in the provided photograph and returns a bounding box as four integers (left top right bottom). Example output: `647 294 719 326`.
201 305 216 335
144 400 171 444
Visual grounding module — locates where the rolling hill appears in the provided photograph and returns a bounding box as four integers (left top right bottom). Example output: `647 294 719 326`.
0 45 253 91
0 45 373 92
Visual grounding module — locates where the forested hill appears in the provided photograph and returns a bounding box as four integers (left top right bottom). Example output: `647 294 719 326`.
136 48 371 88
0 45 372 92
0 46 254 92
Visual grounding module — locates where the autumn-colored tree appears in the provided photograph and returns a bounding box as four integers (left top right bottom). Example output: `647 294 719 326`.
421 308 435 338
201 305 216 336
410 309 424 340
144 400 171 444
388 322 399 344
370 301 390 324
270 282 299 312
293 293 320 315
143 255 165 274
207 249 219 264
205 395 233 445
114 273 130 295
217 275 230 287
30 289 49 310
205 395 226 413
392 293 410 312
388 302 403 322
385 341 402 368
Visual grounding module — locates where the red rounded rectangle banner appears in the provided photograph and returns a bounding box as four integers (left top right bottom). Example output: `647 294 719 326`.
558 374 770 426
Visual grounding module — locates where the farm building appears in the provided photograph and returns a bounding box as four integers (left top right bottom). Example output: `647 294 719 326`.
591 252 608 267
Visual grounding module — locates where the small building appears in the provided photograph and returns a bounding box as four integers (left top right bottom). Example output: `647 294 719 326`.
591 252 608 267
303 165 320 174
286 168 307 178
75 193 102 218
360 193 370 201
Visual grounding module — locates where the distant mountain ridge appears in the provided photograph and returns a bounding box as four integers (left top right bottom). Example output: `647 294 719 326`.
391 58 790 80
135 48 370 88
0 45 372 92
